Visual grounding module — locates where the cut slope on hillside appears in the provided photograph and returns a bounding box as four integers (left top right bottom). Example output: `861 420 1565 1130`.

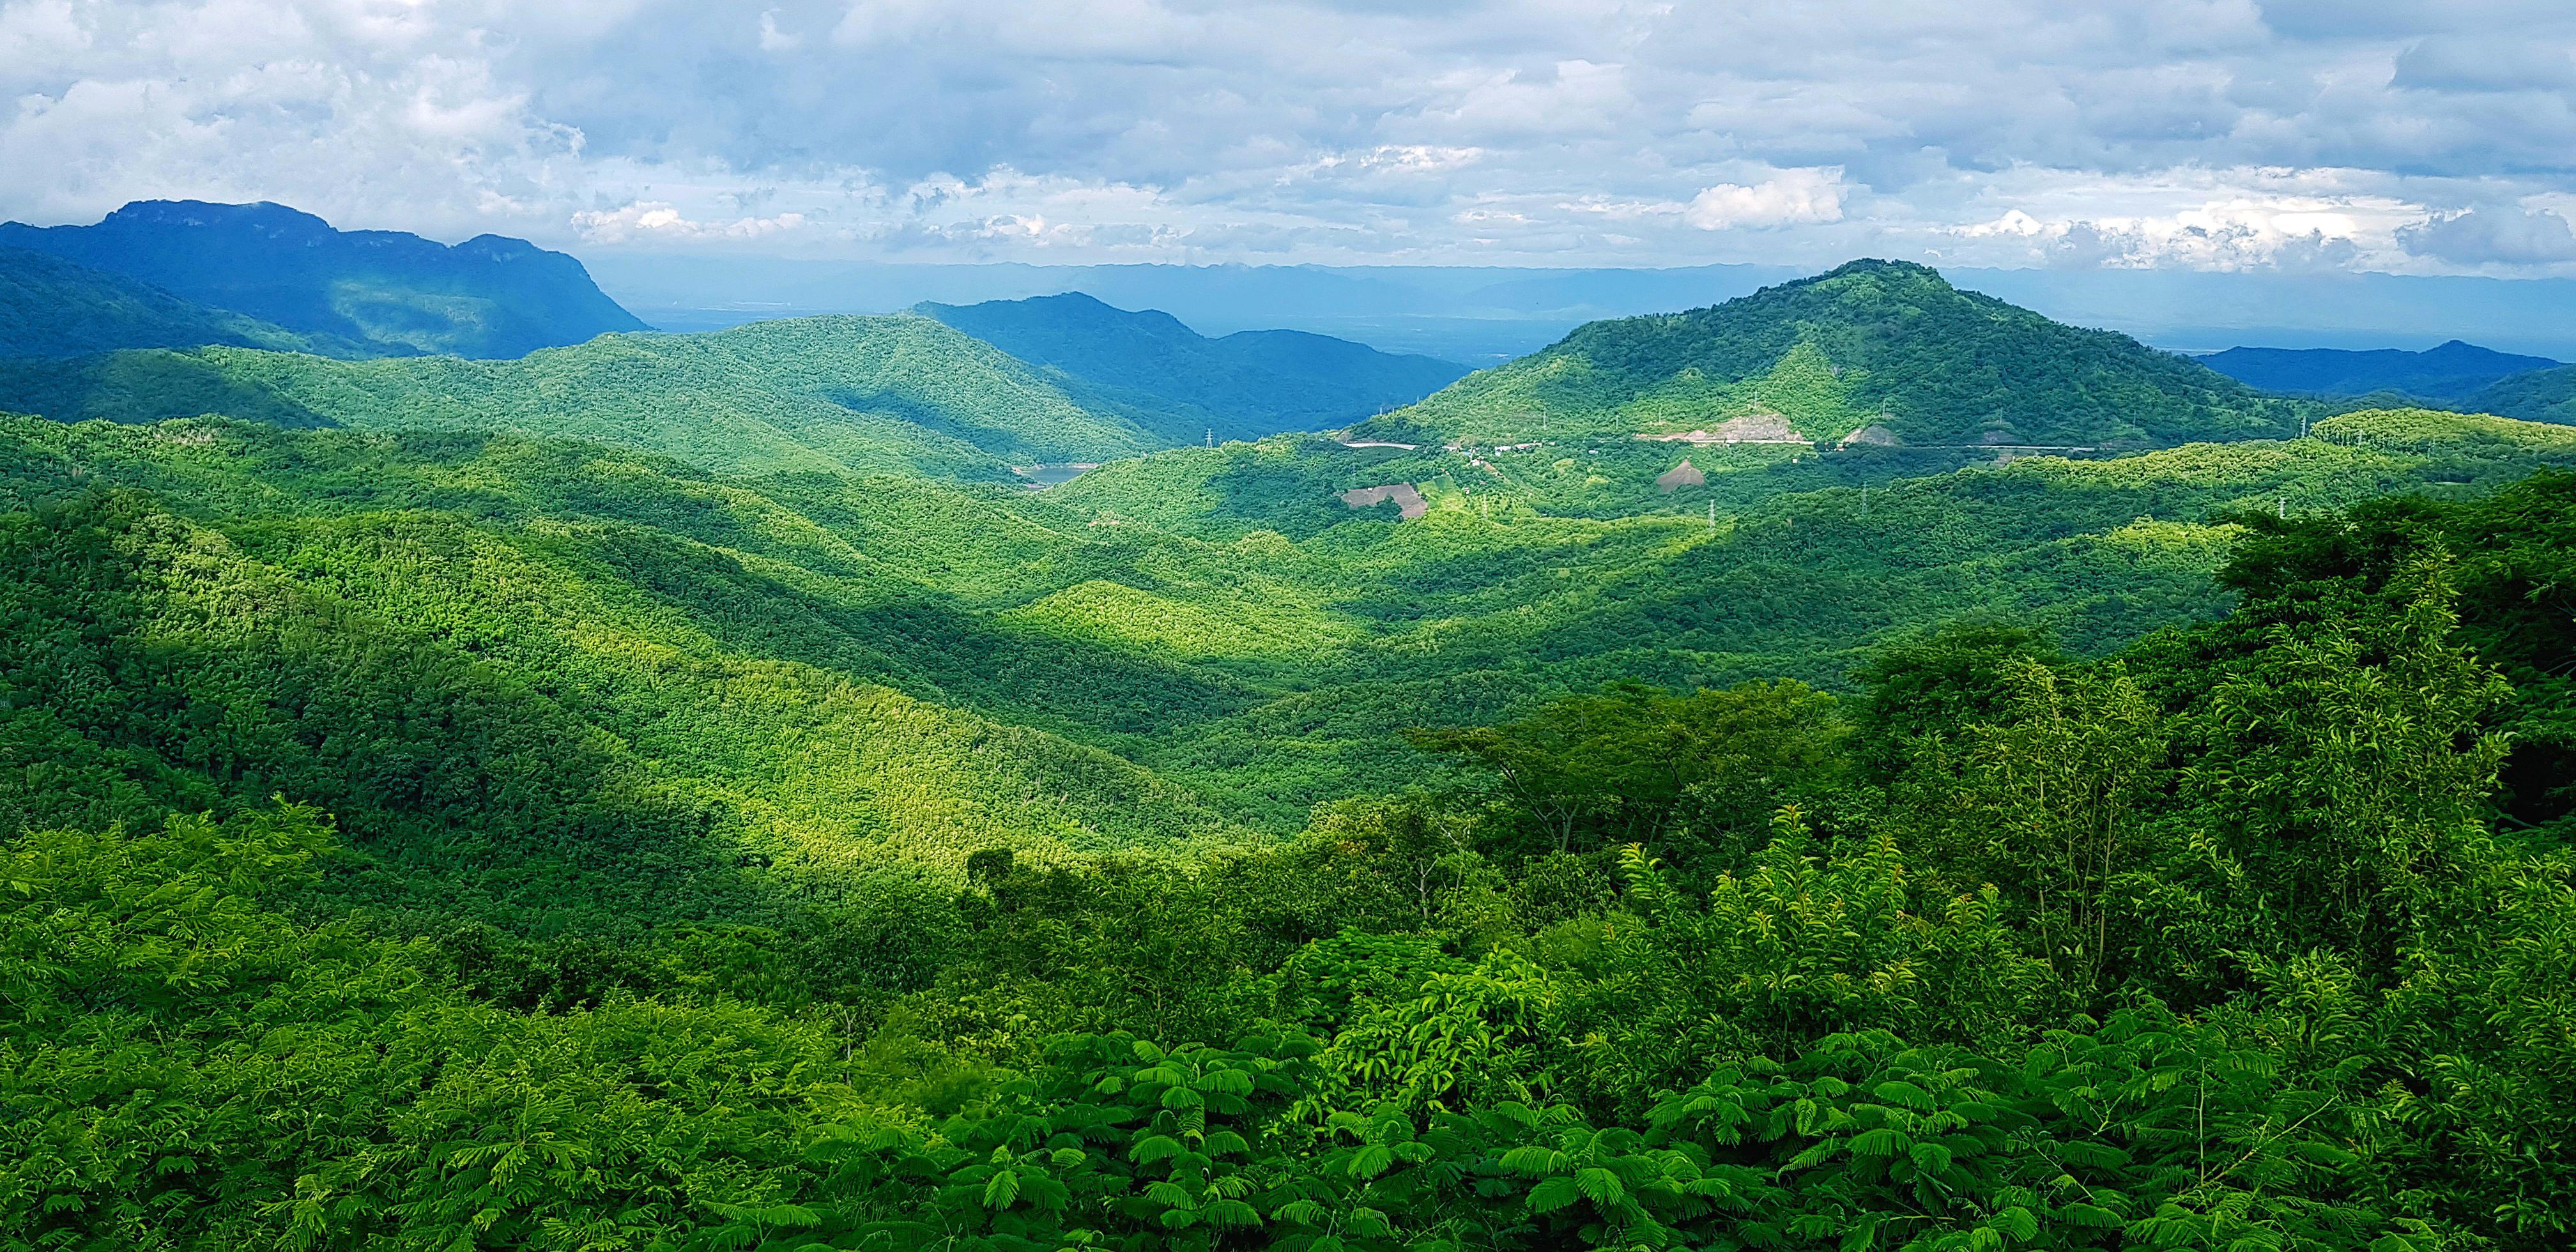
1368 259 2303 449
0 315 1161 477
0 199 647 358
918 292 1472 443
2200 339 2558 401
0 247 326 357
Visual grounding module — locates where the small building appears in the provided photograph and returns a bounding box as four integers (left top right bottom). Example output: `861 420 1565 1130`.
1656 459 1706 492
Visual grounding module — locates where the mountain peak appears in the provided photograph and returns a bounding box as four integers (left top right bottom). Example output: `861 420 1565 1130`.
1816 257 1946 282
1383 259 2291 449
102 199 337 238
0 200 643 358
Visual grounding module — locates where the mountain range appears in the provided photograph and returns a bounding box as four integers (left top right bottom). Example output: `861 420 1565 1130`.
2199 339 2560 401
12 202 2576 1251
1370 259 2302 450
0 200 646 358
916 292 1471 444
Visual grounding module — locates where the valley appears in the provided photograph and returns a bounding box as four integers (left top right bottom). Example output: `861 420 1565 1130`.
3 205 2575 1251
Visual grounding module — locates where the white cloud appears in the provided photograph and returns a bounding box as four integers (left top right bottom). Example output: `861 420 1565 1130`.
571 201 809 243
1683 169 1847 231
2398 206 2576 264
8 0 2576 271
757 10 801 52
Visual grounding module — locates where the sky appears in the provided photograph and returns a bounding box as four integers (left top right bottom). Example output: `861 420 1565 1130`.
8 0 2576 275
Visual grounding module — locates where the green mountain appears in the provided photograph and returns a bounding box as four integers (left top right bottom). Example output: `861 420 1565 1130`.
0 199 646 358
2200 339 2558 401
0 246 321 356
8 404 2576 1249
0 315 1162 477
2464 361 2576 425
13 249 2576 1251
917 292 1471 443
1368 259 2303 449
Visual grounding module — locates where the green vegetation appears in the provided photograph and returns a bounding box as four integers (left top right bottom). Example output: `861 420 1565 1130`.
0 316 1169 477
919 293 1471 443
9 254 2576 1248
1367 260 2306 449
0 247 320 357
8 464 2575 1248
2464 360 2576 425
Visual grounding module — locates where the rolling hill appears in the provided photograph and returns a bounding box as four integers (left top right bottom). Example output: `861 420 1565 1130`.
0 199 647 358
0 247 319 357
2199 339 2558 401
916 292 1471 443
2464 362 2576 425
0 315 1162 477
1364 259 2304 450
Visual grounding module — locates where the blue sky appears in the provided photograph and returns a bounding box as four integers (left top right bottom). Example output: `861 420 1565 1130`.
8 0 2576 274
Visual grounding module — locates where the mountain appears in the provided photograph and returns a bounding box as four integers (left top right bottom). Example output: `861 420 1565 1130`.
0 246 321 357
1365 259 2303 450
2197 340 2559 401
0 200 646 358
2463 363 2576 426
0 315 1160 477
916 292 1472 443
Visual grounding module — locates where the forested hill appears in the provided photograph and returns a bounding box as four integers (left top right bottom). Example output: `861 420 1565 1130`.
1367 258 2303 448
0 315 1165 477
0 199 646 358
2464 361 2576 425
0 247 322 357
2200 339 2559 401
917 292 1471 442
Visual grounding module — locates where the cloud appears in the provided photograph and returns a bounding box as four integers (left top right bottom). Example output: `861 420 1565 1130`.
1948 190 2384 271
6 0 2576 270
571 201 809 243
1683 169 1847 231
2398 206 2576 264
757 10 802 52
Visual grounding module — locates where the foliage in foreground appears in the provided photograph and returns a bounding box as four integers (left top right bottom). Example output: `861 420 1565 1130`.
5 472 2576 1249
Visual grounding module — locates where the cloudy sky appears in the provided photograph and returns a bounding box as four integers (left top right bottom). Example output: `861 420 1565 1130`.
7 0 2576 273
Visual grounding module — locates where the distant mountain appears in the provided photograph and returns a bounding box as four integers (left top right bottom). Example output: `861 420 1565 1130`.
0 247 325 358
0 201 646 359
2198 340 2559 401
0 316 1159 477
916 292 1471 443
2462 365 2576 426
1368 259 2300 450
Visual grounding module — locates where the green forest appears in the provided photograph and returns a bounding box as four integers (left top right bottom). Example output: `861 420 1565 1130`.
5 260 2576 1251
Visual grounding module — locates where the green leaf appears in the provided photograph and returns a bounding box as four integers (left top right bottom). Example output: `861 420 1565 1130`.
1840 1215 1882 1252
1574 1167 1625 1208
1849 1128 1913 1158
983 1170 1020 1210
1528 1175 1581 1214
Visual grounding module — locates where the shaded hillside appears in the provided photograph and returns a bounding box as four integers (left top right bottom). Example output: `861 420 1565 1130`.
2465 362 2576 426
0 247 328 358
0 315 1159 477
0 200 646 358
2201 339 2557 401
1368 259 2303 449
917 292 1470 443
